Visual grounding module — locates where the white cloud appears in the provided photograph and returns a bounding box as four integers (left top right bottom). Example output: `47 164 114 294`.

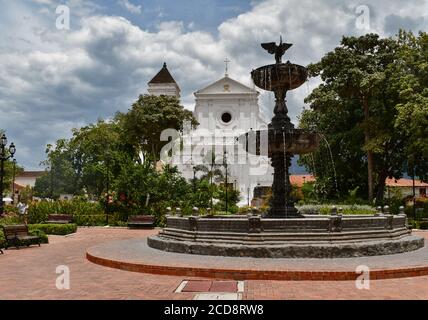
0 0 427 169
118 0 142 14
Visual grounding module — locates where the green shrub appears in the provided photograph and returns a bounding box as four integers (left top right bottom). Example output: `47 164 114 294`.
27 201 52 223
73 214 123 226
405 205 414 217
26 198 164 227
28 199 105 224
112 220 128 227
405 206 428 219
72 213 124 226
419 221 428 230
28 229 49 244
29 224 77 235
72 214 106 226
301 182 316 202
388 196 405 215
296 204 376 215
4 205 18 215
0 214 23 225
0 230 4 247
238 206 252 214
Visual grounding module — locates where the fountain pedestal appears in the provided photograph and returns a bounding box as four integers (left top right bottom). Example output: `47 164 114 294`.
269 149 299 217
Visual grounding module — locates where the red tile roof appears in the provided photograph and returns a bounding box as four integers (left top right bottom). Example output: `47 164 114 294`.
289 176 427 188
385 178 428 187
15 171 45 178
290 175 316 187
13 182 26 190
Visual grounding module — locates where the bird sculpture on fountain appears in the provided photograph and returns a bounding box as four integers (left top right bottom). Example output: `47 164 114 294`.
261 36 293 64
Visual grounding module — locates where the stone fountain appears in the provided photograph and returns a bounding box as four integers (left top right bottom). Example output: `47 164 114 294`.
147 39 424 258
246 37 319 217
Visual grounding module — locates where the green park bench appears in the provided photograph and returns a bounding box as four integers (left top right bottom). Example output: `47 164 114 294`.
127 215 155 229
2 225 41 250
46 214 73 224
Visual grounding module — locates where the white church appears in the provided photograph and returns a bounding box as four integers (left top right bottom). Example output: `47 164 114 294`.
147 62 273 206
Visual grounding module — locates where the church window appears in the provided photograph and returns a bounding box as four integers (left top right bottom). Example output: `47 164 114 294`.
221 112 232 123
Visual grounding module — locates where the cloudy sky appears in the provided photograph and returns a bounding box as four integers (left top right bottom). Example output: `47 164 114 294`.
0 0 427 170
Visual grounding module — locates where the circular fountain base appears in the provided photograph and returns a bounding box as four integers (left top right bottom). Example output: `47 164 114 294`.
148 234 423 258
148 214 424 258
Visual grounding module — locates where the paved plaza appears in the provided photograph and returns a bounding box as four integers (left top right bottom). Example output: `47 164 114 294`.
1 228 428 300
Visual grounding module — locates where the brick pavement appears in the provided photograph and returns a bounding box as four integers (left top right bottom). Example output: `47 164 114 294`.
0 227 427 300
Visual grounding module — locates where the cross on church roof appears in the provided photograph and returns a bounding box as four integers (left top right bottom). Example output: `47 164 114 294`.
224 57 230 77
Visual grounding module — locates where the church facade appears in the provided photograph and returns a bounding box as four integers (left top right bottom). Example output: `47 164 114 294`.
147 63 273 206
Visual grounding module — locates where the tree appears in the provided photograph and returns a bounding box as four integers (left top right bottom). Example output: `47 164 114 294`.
299 103 368 201
305 34 400 202
116 95 198 164
392 31 428 181
112 159 193 220
215 186 240 213
193 151 240 212
300 31 427 204
34 140 80 199
35 120 133 199
67 120 132 197
19 186 33 204
189 179 213 209
193 151 225 183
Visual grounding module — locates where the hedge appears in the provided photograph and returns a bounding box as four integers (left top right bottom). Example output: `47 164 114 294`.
26 200 130 226
0 230 4 246
29 224 77 235
419 221 428 230
0 214 23 225
296 204 376 215
27 229 49 244
72 214 126 226
27 200 104 224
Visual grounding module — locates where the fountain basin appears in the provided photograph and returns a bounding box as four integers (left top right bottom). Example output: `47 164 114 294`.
251 63 308 91
147 214 425 258
239 128 319 156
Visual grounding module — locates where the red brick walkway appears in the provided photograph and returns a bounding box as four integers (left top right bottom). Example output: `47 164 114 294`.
1 227 428 300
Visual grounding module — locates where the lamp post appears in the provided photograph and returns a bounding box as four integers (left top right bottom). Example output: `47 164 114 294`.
0 134 16 215
12 159 16 204
105 153 110 226
50 161 54 200
247 186 250 207
210 153 214 209
223 151 228 213
412 165 416 222
193 166 197 192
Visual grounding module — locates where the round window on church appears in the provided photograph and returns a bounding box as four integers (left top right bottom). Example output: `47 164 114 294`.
221 112 232 124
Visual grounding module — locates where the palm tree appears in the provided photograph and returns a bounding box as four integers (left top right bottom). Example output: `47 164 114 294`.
193 152 228 209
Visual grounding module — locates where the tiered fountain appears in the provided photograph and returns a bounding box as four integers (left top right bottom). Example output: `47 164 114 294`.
247 36 318 217
148 38 424 258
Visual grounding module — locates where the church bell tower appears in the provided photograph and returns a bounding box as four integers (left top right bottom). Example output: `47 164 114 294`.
147 62 180 98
